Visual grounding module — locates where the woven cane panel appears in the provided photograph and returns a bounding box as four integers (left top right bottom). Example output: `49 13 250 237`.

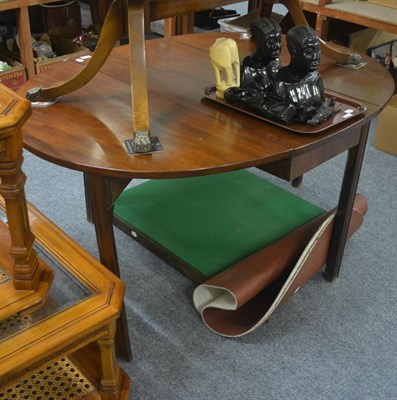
0 267 9 284
0 314 32 340
0 357 94 400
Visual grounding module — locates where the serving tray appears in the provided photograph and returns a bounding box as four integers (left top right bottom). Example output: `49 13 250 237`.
203 86 366 134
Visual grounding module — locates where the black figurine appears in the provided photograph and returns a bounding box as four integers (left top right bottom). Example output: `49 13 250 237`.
224 18 282 108
275 25 323 107
222 22 340 126
272 25 341 125
241 17 282 92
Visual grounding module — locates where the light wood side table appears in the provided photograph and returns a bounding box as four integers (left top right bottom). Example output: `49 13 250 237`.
0 85 130 399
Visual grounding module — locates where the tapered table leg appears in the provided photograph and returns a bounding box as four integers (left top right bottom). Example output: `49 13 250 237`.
324 123 370 281
84 173 132 361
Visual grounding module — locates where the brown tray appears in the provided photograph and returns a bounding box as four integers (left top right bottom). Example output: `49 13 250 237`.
203 86 366 134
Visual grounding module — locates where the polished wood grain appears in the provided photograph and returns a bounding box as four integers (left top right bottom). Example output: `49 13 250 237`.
20 34 392 177
19 33 393 359
128 0 150 134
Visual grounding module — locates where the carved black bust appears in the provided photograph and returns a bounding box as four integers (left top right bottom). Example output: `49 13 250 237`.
224 17 282 112
241 17 282 92
275 25 324 108
223 23 339 126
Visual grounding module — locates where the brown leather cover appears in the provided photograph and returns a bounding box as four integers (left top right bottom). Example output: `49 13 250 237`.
193 194 367 336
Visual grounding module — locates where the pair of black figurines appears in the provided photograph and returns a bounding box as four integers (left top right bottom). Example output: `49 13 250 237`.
219 19 338 126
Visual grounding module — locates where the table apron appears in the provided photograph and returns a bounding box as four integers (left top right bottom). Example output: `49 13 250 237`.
257 124 362 181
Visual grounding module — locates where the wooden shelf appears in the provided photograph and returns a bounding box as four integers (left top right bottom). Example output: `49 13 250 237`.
0 0 80 79
300 0 397 38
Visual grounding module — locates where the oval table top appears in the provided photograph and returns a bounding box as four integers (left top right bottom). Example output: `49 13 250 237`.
19 32 394 179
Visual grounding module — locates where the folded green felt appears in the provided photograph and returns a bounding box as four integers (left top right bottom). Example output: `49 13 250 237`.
114 170 324 278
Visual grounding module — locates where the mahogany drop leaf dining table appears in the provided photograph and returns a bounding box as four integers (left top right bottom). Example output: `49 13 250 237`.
18 32 394 360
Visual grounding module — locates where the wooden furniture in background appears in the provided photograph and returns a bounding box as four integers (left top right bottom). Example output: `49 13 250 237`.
19 31 394 363
3 0 393 80
18 0 385 362
26 0 363 152
0 85 130 399
26 0 363 112
88 0 255 36
299 0 397 39
0 0 66 80
152 0 255 36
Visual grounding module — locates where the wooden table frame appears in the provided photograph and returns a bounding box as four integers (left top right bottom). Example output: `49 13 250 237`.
20 0 393 362
19 32 393 361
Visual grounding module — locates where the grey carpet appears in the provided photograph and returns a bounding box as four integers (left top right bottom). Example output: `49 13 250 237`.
23 119 397 400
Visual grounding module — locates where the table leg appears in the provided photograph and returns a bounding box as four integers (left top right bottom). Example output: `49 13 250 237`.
98 321 122 399
324 122 370 282
84 173 132 361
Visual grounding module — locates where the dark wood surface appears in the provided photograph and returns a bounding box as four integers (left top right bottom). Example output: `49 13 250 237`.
19 33 392 178
19 32 394 360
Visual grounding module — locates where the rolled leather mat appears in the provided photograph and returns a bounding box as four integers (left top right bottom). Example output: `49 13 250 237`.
193 194 368 337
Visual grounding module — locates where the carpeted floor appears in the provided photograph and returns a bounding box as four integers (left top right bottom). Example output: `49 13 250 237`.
22 117 397 400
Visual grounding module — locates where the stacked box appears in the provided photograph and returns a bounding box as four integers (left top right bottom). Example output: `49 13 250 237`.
4 34 91 75
0 54 26 91
34 35 91 74
373 95 397 156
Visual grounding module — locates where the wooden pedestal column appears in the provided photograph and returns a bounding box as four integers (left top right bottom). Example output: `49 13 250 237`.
0 85 53 317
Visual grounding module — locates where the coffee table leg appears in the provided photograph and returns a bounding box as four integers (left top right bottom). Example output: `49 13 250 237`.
324 122 370 282
98 321 123 399
84 173 132 361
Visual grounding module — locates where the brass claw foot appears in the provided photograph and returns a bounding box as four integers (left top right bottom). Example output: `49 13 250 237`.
347 53 362 65
134 131 152 153
26 87 60 108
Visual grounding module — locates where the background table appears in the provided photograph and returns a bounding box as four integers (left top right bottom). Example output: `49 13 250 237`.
18 32 394 359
